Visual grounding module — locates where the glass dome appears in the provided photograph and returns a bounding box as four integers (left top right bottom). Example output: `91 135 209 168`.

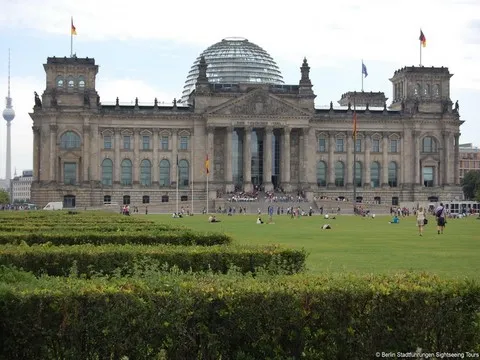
181 37 284 102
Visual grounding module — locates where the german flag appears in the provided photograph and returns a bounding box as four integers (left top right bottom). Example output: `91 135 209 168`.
419 30 426 47
205 154 210 174
71 17 77 36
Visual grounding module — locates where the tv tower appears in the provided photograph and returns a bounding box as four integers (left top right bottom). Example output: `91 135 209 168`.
2 49 14 180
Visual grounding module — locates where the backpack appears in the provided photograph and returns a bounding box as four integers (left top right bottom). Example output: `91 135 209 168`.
436 207 443 217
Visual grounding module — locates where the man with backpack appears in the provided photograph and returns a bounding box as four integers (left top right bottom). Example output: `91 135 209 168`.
435 203 446 235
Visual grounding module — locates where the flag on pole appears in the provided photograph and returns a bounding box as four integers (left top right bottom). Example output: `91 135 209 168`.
419 30 426 47
352 110 358 141
205 154 210 174
71 17 77 35
362 62 368 78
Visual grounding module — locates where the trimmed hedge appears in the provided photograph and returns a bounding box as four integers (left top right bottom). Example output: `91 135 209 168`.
1 270 479 359
0 244 306 276
0 230 231 246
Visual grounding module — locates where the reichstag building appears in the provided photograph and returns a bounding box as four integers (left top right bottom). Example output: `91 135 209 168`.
30 37 463 208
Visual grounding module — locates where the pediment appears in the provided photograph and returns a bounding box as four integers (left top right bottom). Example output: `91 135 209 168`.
207 89 311 117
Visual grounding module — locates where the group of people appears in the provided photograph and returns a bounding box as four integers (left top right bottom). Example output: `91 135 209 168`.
415 203 447 236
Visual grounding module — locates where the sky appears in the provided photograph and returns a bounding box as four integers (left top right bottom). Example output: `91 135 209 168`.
0 0 479 179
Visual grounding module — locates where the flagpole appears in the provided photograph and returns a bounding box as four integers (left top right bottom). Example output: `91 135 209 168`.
361 60 364 92
419 39 422 66
206 158 209 214
70 30 73 57
176 157 179 215
353 99 357 215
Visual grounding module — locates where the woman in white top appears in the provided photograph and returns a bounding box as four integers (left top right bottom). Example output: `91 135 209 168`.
416 207 426 236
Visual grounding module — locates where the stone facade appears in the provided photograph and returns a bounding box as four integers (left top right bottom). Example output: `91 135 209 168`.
29 56 464 208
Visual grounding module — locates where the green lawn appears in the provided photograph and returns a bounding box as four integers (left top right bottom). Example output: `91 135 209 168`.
149 213 480 279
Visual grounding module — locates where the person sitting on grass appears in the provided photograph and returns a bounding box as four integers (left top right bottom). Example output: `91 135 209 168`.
389 215 400 224
208 215 220 223
256 216 264 224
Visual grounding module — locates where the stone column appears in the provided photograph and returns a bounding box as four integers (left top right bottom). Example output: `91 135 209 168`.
83 124 90 183
243 126 252 191
364 132 371 187
206 125 215 181
133 129 140 184
114 129 121 184
172 130 178 186
441 131 448 185
382 132 389 187
89 124 99 182
327 131 335 187
152 131 159 185
49 124 57 182
454 133 460 185
413 131 420 185
346 133 353 187
303 127 315 187
281 127 291 189
32 126 40 181
263 126 273 191
224 126 233 191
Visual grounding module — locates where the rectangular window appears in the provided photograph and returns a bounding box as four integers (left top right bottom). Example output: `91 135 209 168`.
390 139 398 153
318 138 326 152
63 163 77 185
104 135 112 149
123 136 131 150
372 139 380 152
355 139 362 152
180 136 189 150
161 136 169 150
335 138 344 152
142 135 150 150
423 166 434 187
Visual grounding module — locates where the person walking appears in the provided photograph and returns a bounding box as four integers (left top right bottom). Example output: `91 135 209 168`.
416 206 426 236
435 202 446 235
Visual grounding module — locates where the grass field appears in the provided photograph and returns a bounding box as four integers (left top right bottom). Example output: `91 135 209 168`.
149 213 480 279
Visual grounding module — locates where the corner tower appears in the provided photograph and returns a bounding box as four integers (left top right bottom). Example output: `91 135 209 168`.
389 66 453 113
41 56 99 110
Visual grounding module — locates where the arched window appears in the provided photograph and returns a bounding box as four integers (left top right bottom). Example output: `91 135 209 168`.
334 161 345 187
424 84 430 96
371 161 380 188
316 161 327 186
414 83 421 96
140 159 151 186
78 75 85 89
159 159 170 186
67 76 75 88
422 136 436 153
56 76 64 88
101 158 113 186
121 159 132 186
178 159 189 188
355 161 362 187
433 84 439 96
60 131 81 149
388 162 398 187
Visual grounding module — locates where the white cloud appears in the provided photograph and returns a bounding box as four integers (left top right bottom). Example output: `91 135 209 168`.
1 0 478 91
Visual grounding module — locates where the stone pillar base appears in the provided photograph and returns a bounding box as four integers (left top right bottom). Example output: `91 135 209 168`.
243 182 253 192
225 183 235 193
263 182 274 192
381 183 390 189
327 183 336 190
280 183 293 192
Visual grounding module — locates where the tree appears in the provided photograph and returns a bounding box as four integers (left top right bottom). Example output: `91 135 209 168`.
0 189 10 204
461 170 480 200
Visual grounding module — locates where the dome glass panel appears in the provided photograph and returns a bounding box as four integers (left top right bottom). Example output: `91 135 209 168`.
181 37 284 102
